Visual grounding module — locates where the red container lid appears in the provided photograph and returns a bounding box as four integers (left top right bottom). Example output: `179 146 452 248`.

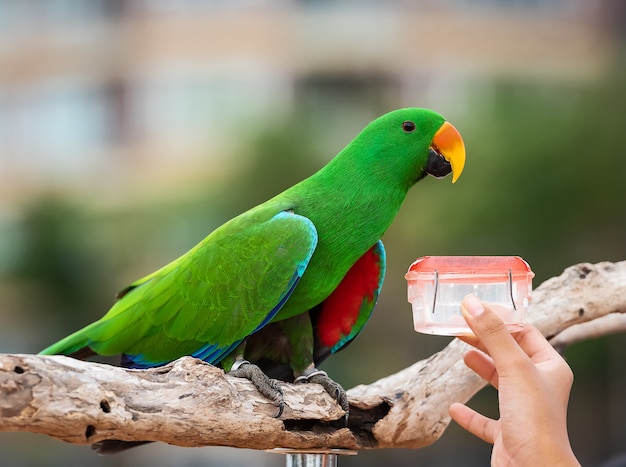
406 256 534 282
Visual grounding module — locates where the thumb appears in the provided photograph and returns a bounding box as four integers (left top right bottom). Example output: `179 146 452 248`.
460 294 523 367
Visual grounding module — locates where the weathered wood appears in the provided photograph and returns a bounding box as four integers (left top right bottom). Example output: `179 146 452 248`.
1 261 625 451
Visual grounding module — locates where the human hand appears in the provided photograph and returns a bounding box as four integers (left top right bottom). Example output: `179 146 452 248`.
449 294 580 467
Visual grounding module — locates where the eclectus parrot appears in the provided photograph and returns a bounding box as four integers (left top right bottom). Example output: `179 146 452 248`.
40 108 465 447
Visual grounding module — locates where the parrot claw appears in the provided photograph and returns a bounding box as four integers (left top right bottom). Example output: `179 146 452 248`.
295 369 349 422
229 360 284 418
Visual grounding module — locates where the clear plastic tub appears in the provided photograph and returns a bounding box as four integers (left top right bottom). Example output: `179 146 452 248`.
405 256 534 336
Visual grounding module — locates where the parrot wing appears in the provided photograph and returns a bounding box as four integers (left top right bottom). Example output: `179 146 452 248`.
40 205 318 368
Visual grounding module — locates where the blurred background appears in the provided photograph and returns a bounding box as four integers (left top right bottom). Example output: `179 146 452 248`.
1 0 625 465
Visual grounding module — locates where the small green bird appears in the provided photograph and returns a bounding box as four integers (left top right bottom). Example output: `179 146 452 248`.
41 108 465 441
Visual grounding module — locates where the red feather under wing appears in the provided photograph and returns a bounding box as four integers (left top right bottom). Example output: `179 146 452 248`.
315 244 384 349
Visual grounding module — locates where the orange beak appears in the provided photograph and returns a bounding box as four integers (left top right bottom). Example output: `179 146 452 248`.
431 121 466 183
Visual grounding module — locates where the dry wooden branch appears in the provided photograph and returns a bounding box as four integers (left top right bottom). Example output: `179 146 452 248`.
1 261 625 452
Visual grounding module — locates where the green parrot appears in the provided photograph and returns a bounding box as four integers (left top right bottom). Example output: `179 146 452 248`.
40 108 465 450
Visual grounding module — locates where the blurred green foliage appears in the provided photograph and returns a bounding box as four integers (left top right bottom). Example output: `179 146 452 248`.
2 70 625 466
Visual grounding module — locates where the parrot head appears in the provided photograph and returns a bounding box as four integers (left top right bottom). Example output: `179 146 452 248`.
354 108 466 186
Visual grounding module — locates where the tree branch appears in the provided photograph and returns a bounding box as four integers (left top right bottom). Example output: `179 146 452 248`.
1 261 625 451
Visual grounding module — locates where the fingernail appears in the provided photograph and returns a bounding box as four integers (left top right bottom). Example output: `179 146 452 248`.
462 294 484 317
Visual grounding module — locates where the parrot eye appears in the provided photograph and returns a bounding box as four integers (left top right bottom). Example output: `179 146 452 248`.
402 121 416 133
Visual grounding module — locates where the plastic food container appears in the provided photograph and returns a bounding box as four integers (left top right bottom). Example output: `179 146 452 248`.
405 256 534 336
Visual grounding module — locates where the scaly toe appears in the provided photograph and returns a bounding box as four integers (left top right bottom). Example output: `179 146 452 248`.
229 360 284 417
297 369 349 419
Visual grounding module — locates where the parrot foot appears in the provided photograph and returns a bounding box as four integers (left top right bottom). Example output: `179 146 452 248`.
229 359 284 418
294 368 349 423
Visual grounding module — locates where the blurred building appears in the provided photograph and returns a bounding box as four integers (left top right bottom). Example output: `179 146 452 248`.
0 0 619 202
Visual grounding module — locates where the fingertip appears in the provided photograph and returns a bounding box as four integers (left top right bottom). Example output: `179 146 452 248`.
448 402 467 423
457 334 481 349
449 401 463 412
461 294 485 317
448 404 498 444
463 347 486 363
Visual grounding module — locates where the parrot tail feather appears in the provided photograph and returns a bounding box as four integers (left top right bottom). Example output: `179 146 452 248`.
39 329 93 357
192 341 240 365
